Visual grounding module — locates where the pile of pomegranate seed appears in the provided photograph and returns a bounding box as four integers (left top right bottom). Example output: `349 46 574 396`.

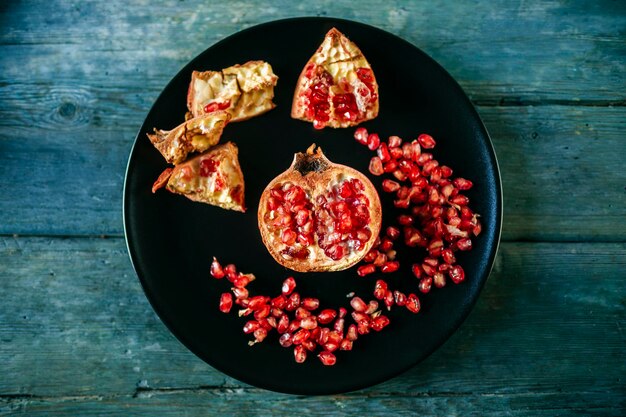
354 127 482 293
210 257 402 366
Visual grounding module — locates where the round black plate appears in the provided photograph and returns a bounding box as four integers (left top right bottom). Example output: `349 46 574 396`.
124 17 502 395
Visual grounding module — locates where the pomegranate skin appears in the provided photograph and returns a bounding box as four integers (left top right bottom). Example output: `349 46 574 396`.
258 145 382 272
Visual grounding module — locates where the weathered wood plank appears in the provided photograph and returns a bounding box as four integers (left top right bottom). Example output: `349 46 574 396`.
0 104 624 240
1 0 624 103
0 238 624 406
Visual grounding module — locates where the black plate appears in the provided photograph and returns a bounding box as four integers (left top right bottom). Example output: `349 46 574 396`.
123 17 502 395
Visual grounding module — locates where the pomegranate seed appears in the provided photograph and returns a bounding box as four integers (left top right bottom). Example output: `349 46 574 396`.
338 307 347 318
301 298 320 311
428 239 444 257
386 226 401 240
357 264 376 277
393 290 407 307
417 152 432 165
294 345 307 363
374 279 388 300
295 307 311 320
210 257 225 279
369 156 384 176
373 252 387 267
419 277 433 293
334 317 345 334
380 261 400 273
388 135 402 147
224 264 237 281
371 315 390 331
386 249 397 260
318 309 337 324
473 220 482 236
282 277 296 295
354 127 369 145
379 237 394 252
292 329 311 345
417 133 436 149
456 238 472 251
350 296 368 312
454 178 473 190
389 147 404 160
411 263 423 279
365 300 379 315
271 295 287 309
382 179 401 193
247 296 268 311
367 133 381 150
219 293 233 313
286 292 300 311
383 159 399 173
384 290 394 309
441 165 453 177
451 194 469 206
377 143 391 162
243 320 260 334
449 265 465 284
433 272 446 288
406 294 421 313
277 314 290 333
300 316 318 330
252 328 267 344
442 248 456 264
398 214 414 226
288 319 301 333
232 286 248 300
346 324 358 341
340 338 353 351
233 273 255 288
317 327 330 344
279 333 293 347
254 304 271 320
392 169 408 181
302 339 317 352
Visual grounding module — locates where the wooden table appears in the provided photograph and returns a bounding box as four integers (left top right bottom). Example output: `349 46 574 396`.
1 1 624 415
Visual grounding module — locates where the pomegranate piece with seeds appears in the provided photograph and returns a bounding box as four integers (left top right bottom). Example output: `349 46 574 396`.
258 145 382 272
291 28 379 129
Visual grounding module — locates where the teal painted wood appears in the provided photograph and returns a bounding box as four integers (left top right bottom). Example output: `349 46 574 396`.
1 0 625 415
0 237 624 415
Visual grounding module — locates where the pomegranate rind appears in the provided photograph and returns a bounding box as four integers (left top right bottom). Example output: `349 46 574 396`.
187 60 278 123
155 142 246 212
258 146 382 272
291 28 379 129
147 111 231 165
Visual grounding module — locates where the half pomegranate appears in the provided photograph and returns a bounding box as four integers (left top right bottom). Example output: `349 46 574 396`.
258 145 382 272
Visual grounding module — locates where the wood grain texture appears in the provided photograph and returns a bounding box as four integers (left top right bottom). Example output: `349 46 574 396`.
0 237 624 415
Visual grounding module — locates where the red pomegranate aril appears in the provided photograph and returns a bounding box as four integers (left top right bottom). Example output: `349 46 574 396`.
247 296 268 311
319 350 337 366
422 263 436 277
300 316 318 330
371 315 390 331
384 289 394 309
365 300 379 315
301 298 320 311
441 248 457 264
417 152 433 165
382 179 401 193
334 317 345 334
379 237 394 252
232 286 248 300
386 226 401 240
449 265 466 284
441 165 453 177
338 307 347 318
373 252 387 267
243 320 261 334
282 277 296 295
292 328 311 345
277 314 290 333
392 169 408 182
417 133 436 149
419 277 432 293
286 292 300 311
302 338 317 352
294 345 307 363
288 319 301 333
340 338 353 351
295 307 311 320
219 293 233 313
393 290 407 307
363 249 378 263
454 177 473 190
367 133 381 150
393 197 410 209
404 227 423 247
374 279 388 299
451 194 469 206
271 294 287 309
357 264 376 277
279 333 293 347
389 147 404 160
317 327 330 344
252 328 268 344
406 294 421 313
224 264 237 281
233 273 254 288
350 296 368 312
428 239 444 257
383 160 399 173
388 135 403 148
317 309 337 324
411 263 423 279
369 156 384 176
380 261 400 273
377 143 391 162
254 304 271 320
456 238 473 251
398 214 414 226
210 257 225 279
433 272 446 288
354 127 369 145
473 221 482 236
